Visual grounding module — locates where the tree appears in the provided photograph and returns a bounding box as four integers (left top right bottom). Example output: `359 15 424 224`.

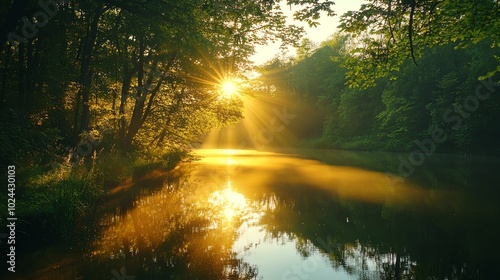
0 0 345 168
338 0 500 88
256 28 500 153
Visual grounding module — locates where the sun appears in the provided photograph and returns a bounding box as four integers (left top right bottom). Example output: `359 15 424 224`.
221 80 238 97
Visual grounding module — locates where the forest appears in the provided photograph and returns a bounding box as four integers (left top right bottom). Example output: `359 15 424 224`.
1 0 499 279
257 36 500 154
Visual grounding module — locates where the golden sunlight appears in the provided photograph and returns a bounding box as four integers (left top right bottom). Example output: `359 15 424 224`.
209 181 247 222
221 80 238 97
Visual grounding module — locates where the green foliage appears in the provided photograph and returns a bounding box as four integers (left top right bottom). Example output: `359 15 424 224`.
338 0 500 88
0 111 62 167
132 147 190 179
259 32 500 154
93 149 135 187
12 158 105 242
2 146 192 246
0 0 337 155
338 135 386 151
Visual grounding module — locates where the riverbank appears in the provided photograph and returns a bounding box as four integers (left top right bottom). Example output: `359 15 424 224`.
299 135 500 156
2 162 185 280
0 148 189 258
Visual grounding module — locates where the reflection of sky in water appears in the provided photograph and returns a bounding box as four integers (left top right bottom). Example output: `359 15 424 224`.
192 149 429 279
192 149 437 208
194 149 494 280
82 149 498 279
233 224 357 280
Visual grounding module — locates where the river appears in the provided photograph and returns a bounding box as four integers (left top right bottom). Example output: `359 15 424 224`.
8 149 500 279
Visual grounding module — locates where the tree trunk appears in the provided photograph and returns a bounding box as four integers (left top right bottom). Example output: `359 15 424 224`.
123 54 175 147
45 28 70 140
394 252 401 280
124 37 146 147
124 76 165 147
119 63 136 140
156 89 182 147
78 3 106 133
124 64 169 147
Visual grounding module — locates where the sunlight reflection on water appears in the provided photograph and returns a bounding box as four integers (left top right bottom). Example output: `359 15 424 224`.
14 149 500 280
208 180 248 222
81 148 497 279
188 149 432 279
192 148 432 207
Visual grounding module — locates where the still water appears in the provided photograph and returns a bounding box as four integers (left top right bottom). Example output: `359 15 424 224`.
14 149 500 279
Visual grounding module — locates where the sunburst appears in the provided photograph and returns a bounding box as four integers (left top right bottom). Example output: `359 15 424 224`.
221 80 239 97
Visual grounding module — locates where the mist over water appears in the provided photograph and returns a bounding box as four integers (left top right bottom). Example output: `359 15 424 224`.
190 149 500 279
8 149 500 279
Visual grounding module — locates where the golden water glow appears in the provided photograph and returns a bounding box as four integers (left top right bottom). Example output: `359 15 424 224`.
209 181 248 221
87 173 244 275
81 149 461 280
192 149 437 206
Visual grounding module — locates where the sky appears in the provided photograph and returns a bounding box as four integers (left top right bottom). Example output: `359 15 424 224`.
250 0 365 65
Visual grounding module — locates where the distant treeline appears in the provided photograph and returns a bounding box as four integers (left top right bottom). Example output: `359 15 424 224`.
257 36 500 155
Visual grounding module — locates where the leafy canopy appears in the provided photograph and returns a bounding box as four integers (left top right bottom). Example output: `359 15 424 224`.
338 0 500 88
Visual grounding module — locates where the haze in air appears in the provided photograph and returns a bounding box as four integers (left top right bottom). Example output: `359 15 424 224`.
1 0 499 279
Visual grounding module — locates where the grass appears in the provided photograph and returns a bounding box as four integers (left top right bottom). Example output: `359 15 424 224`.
0 147 189 250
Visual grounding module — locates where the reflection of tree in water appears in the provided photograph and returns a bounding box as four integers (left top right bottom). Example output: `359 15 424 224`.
82 172 259 279
81 153 499 280
251 177 497 280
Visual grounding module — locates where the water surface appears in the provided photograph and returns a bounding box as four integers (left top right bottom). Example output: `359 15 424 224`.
10 149 500 279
